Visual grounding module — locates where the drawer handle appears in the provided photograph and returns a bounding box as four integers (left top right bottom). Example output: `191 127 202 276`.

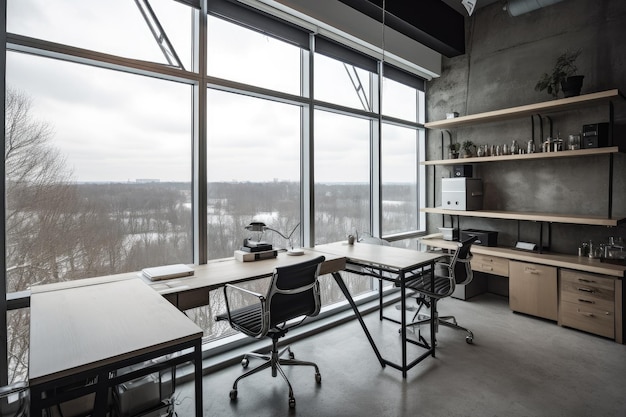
577 309 595 318
578 278 596 284
577 309 610 317
525 268 539 275
482 265 493 271
578 299 595 304
577 287 595 294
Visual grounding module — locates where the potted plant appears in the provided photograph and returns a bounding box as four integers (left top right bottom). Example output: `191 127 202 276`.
535 49 584 99
448 142 460 159
461 140 475 158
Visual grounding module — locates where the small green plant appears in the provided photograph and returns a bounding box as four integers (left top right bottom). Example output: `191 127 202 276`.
461 141 474 151
447 142 460 159
461 140 475 157
535 49 581 99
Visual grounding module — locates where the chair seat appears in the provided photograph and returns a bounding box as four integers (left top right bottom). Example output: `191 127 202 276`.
216 304 263 335
406 274 451 299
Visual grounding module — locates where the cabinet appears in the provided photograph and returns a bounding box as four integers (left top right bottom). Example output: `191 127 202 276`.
559 269 615 339
509 261 558 321
422 89 625 227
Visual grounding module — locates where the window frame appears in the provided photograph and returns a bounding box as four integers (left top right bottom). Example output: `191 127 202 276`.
1 0 427 383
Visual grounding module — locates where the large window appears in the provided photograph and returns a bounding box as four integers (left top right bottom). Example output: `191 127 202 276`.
207 16 301 95
206 89 302 259
3 0 426 382
314 110 371 242
381 124 419 235
7 0 193 69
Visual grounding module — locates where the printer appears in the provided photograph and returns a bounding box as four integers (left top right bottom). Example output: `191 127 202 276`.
441 178 483 211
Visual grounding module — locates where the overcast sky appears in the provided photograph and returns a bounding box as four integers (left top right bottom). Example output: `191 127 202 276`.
6 0 418 184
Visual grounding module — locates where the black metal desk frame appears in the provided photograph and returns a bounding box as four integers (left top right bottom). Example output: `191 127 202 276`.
331 258 438 379
30 339 203 417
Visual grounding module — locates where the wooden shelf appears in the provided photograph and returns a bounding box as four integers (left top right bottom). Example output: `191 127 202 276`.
424 89 623 130
423 146 619 165
420 207 625 227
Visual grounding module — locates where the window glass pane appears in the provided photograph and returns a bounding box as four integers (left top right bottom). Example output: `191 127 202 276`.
314 53 374 111
7 0 193 69
382 77 417 123
207 17 301 95
314 110 372 300
206 89 301 260
5 52 193 293
382 124 418 235
314 110 370 242
7 309 29 383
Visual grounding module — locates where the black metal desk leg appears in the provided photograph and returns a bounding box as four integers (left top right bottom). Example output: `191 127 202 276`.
332 272 385 368
378 277 384 321
430 265 437 358
399 271 408 378
194 339 203 417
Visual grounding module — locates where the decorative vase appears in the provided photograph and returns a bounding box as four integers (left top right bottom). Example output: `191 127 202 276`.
561 75 584 98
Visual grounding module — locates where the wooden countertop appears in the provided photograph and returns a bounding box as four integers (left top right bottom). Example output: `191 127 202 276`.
420 237 626 278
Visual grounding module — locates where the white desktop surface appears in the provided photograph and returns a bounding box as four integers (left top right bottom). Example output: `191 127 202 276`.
29 278 203 385
313 241 443 271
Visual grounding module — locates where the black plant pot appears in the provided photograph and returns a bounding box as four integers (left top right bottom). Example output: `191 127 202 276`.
561 75 584 98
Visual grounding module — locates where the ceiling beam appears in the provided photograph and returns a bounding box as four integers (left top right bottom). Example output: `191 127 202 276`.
337 0 465 57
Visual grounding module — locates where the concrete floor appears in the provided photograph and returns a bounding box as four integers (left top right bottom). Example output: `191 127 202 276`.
174 293 626 417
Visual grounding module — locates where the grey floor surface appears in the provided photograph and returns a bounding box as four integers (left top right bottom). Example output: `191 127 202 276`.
174 293 626 417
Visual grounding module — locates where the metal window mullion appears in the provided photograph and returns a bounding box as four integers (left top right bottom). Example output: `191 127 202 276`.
194 1 208 264
371 62 382 239
303 34 315 247
1 0 8 387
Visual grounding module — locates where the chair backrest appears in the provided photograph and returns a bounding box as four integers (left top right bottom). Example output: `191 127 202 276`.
266 256 325 328
450 236 478 285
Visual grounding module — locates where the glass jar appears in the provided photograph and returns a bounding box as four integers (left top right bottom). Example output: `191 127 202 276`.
568 134 580 150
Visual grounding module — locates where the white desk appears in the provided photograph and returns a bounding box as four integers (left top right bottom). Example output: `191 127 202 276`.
145 250 347 310
312 241 444 378
29 279 204 417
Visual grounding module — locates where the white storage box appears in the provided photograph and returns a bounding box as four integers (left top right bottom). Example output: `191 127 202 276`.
441 178 483 211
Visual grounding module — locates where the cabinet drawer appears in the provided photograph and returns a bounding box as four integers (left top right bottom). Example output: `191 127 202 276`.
471 254 509 277
560 301 614 339
560 278 614 310
560 269 614 292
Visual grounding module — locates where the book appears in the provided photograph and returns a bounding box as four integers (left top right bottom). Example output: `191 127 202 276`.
142 264 194 281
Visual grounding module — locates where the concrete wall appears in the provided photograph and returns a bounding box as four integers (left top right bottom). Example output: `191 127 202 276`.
425 0 626 255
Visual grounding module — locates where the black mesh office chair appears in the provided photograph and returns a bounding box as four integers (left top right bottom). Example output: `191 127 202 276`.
216 256 325 409
0 381 28 417
405 236 478 344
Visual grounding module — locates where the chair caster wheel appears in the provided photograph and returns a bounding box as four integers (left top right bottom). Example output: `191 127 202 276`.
289 397 296 408
241 358 249 368
229 389 238 400
466 336 473 344
315 373 322 384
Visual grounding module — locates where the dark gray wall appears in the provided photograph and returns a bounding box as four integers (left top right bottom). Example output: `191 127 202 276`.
425 0 626 255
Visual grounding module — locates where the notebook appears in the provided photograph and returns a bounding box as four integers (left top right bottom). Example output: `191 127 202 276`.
142 264 194 281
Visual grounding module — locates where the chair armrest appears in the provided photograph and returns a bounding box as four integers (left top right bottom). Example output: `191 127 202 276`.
224 283 263 299
0 380 28 397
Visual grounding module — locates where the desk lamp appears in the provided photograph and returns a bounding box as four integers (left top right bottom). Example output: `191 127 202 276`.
243 222 303 256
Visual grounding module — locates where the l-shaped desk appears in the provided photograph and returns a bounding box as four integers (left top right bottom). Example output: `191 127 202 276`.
29 243 441 415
